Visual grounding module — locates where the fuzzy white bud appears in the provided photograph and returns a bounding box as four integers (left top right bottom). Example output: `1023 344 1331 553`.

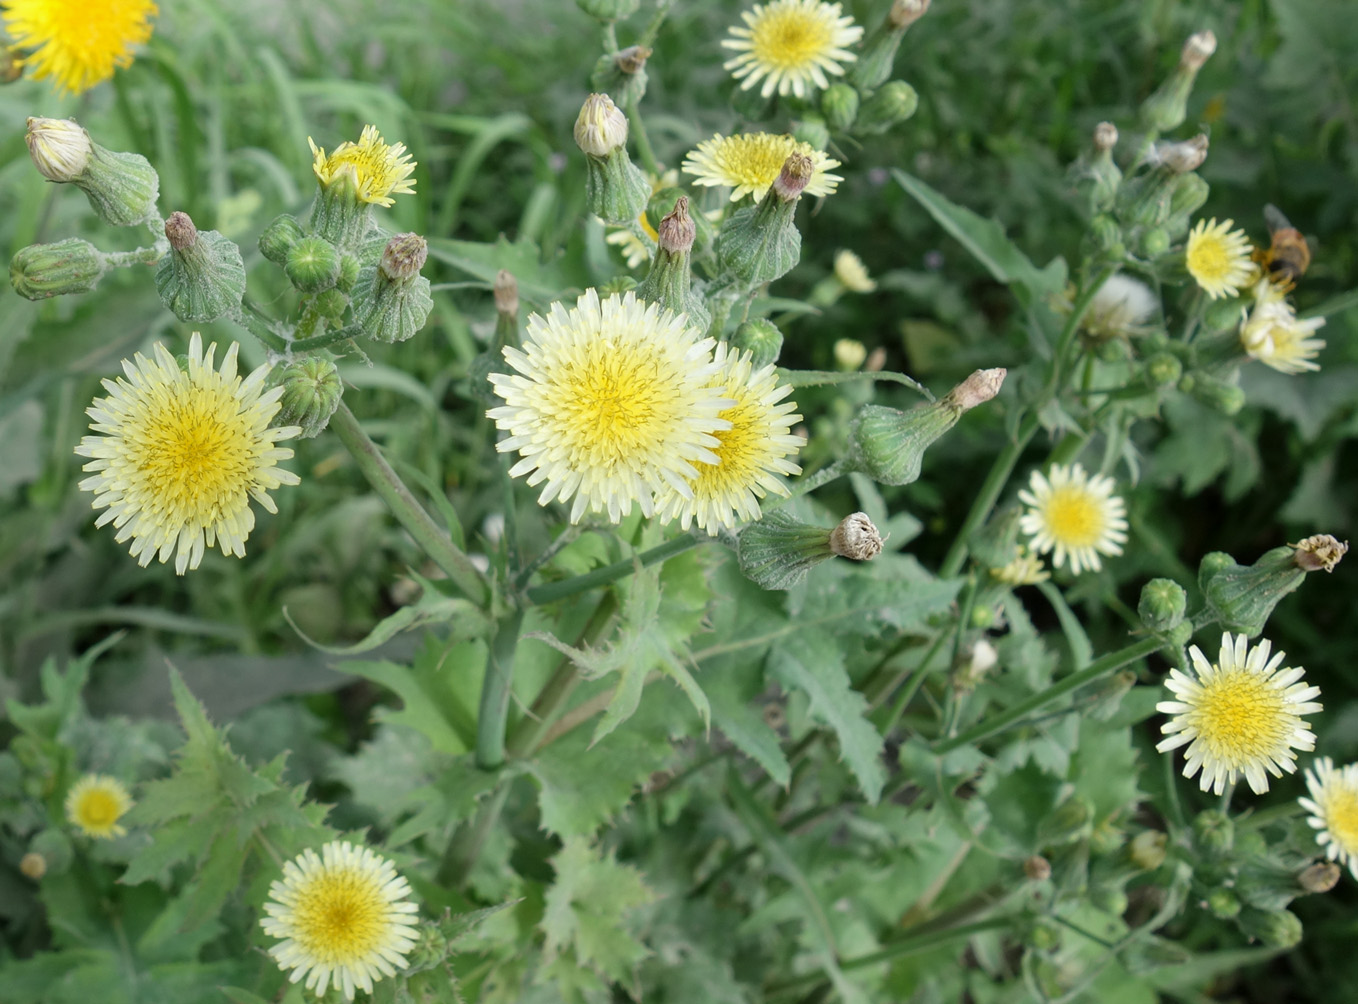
25 117 92 182
574 93 629 157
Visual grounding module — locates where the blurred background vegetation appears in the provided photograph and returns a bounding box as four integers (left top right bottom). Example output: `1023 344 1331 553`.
2 0 1356 998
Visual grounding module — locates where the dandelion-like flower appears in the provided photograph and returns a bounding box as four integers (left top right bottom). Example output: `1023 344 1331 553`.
833 249 876 293
1184 218 1255 299
308 125 416 207
722 0 863 99
655 345 805 534
1300 758 1358 880
64 774 133 839
75 333 301 575
260 841 419 1002
683 132 842 203
3 0 156 95
487 290 732 524
991 545 1050 585
1239 280 1326 375
1156 632 1322 795
1017 463 1127 574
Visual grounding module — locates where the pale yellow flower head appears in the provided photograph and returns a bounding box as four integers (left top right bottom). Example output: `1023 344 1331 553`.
683 132 842 203
991 545 1049 586
25 116 92 182
1157 632 1322 795
3 0 156 95
308 125 416 207
65 774 133 839
1300 758 1358 881
261 841 420 1002
833 250 876 293
1017 463 1127 575
574 93 629 157
1185 218 1255 299
1239 279 1326 375
75 333 301 575
722 0 863 99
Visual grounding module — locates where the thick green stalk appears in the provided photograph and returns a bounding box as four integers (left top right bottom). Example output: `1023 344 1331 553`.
289 326 361 352
436 782 510 887
329 402 489 606
524 533 699 606
939 413 1039 577
934 634 1162 754
626 94 661 177
475 609 525 769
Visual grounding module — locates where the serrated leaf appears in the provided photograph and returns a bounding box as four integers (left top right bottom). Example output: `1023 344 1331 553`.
705 665 790 788
768 632 885 803
287 575 488 655
541 838 654 987
343 643 480 756
439 900 522 946
427 235 586 307
385 757 505 847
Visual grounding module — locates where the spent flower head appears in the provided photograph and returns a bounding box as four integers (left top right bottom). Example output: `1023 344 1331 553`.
992 545 1050 585
1017 463 1127 575
683 132 841 203
75 333 301 574
1300 758 1358 881
722 0 863 99
64 774 133 839
261 841 420 1002
1083 273 1158 340
1185 218 1255 299
1239 279 1325 374
3 0 157 95
1156 632 1322 795
309 125 416 207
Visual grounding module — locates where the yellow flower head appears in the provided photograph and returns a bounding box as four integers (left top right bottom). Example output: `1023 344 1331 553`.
308 125 416 207
1301 758 1358 881
991 545 1049 585
1184 218 1256 299
1017 463 1127 575
655 344 805 534
722 0 863 99
682 132 842 203
833 249 876 293
487 290 734 524
261 841 419 1002
1239 279 1326 375
1157 632 1322 795
75 333 302 575
65 774 133 839
3 0 156 95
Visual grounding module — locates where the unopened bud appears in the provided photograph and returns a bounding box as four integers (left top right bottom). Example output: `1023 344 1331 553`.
834 338 867 370
1144 352 1183 388
1239 907 1302 949
657 197 696 254
1157 134 1209 174
271 357 344 438
942 367 1006 411
155 212 247 322
493 269 519 316
10 238 106 300
829 513 885 560
834 249 876 293
1094 121 1118 152
1181 30 1216 71
574 93 629 157
1024 855 1052 881
635 196 708 328
1207 888 1241 919
737 511 836 590
380 232 428 281
792 116 830 152
1192 810 1234 860
259 213 305 266
27 829 73 875
164 210 197 250
351 237 435 344
1139 578 1187 632
1040 797 1093 845
889 0 931 28
821 83 859 131
19 852 46 881
285 236 343 293
1141 31 1214 133
853 1 927 91
576 0 639 21
772 153 814 202
1292 534 1347 573
26 117 92 182
1128 830 1168 870
1200 543 1322 637
1298 861 1340 895
856 81 919 134
731 318 783 369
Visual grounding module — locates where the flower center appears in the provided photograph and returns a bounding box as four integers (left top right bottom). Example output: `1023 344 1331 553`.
1043 486 1104 547
294 868 384 960
556 341 676 470
1324 788 1358 852
753 9 831 69
78 790 121 826
692 395 763 494
1192 670 1290 760
1187 236 1232 282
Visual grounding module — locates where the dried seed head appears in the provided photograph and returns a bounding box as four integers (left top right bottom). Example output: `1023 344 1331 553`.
944 367 1007 412
1181 30 1217 71
164 211 198 251
1292 534 1348 573
829 512 885 561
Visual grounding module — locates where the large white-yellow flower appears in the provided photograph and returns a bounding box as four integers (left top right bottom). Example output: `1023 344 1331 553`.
1239 279 1326 375
75 333 301 575
1184 218 1255 299
655 344 805 534
487 290 732 524
261 841 419 1002
722 0 863 99
1156 632 1322 796
1017 463 1127 575
683 132 842 203
1300 758 1358 880
64 774 133 839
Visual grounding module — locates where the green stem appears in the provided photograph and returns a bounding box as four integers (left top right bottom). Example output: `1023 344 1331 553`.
523 533 700 606
636 0 674 48
104 244 165 268
290 326 361 352
474 609 525 769
933 635 1162 754
876 632 949 735
329 402 489 606
234 300 288 352
626 94 661 177
436 782 510 887
938 413 1039 577
778 368 934 400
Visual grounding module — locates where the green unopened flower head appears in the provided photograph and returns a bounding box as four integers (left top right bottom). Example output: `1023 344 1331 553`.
715 152 814 287
351 233 434 344
731 317 784 369
576 93 649 226
576 0 639 21
855 80 919 134
1128 830 1168 870
1079 121 1122 213
1192 809 1234 860
635 196 709 330
1200 535 1345 636
259 213 305 266
285 236 342 293
1140 30 1216 133
271 356 343 439
1207 888 1241 919
851 0 931 92
1139 578 1187 633
591 44 651 106
27 829 73 876
154 211 246 323
1239 907 1302 949
850 368 1005 485
10 238 106 300
1183 369 1244 416
26 116 160 227
821 83 859 131
738 510 837 591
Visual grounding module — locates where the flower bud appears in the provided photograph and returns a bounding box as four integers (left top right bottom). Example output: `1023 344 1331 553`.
493 269 519 318
791 116 831 152
1192 810 1234 860
259 213 305 266
28 829 73 875
10 238 106 300
1140 32 1215 133
574 93 629 157
591 45 651 106
849 369 1005 485
1167 172 1210 227
1139 578 1187 632
351 234 434 344
1040 796 1093 845
577 99 649 227
715 154 813 287
1143 352 1183 388
1181 30 1217 72
1024 855 1052 881
1139 226 1171 259
19 852 46 881
286 236 343 292
634 196 710 329
25 117 92 182
1185 370 1244 416
1292 534 1348 573
834 249 876 293
1128 830 1167 870
576 0 639 21
154 211 247 323
1207 888 1241 920
829 512 885 560
270 356 344 438
821 83 860 131
1200 543 1323 637
851 0 930 92
834 338 867 370
737 511 836 590
1022 916 1062 953
730 318 784 369
1157 134 1210 174
855 81 919 134
1238 907 1302 949
1088 213 1127 261
1298 861 1340 895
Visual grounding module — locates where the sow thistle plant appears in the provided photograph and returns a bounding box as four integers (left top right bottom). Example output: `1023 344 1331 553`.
4 2 1356 1002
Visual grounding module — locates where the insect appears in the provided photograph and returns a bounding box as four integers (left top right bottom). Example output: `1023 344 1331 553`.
1257 204 1311 290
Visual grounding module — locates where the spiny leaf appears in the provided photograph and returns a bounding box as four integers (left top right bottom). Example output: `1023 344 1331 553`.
541 838 654 988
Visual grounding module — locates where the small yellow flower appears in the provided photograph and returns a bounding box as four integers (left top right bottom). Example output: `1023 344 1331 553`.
1017 463 1127 575
487 290 733 524
1157 633 1322 795
75 333 301 575
308 125 416 207
1239 279 1326 375
65 774 133 839
655 345 805 534
261 841 419 1002
833 250 876 293
3 0 156 95
721 0 863 99
1301 758 1358 881
991 545 1050 585
682 132 842 203
1184 218 1255 299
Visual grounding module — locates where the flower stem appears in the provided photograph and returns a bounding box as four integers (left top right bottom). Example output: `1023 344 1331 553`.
933 634 1162 754
626 94 661 178
523 533 701 606
289 326 361 352
939 413 1039 578
474 609 525 769
329 402 489 606
235 300 289 353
